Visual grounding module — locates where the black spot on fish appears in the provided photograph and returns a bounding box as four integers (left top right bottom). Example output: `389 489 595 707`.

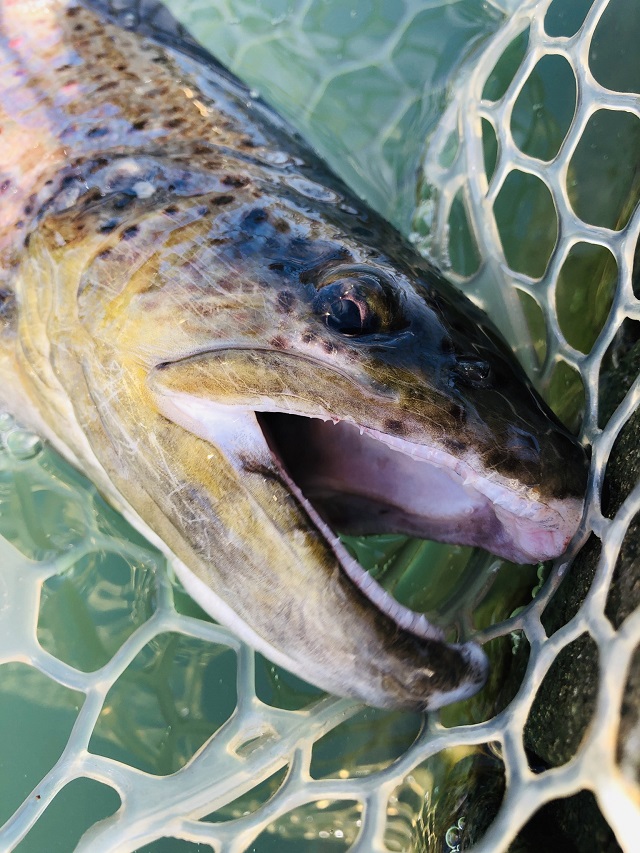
23 205 32 215
270 336 287 350
96 248 112 260
277 291 295 313
323 340 336 355
0 180 10 194
301 332 317 345
0 289 15 317
211 195 234 206
385 419 406 436
443 437 467 454
113 194 134 210
131 119 147 131
23 233 31 248
99 219 119 233
166 118 183 129
83 188 103 205
122 225 139 240
95 81 118 92
448 403 466 425
243 208 268 229
223 175 249 188
164 205 179 215
269 262 285 272
274 219 290 233
86 126 109 139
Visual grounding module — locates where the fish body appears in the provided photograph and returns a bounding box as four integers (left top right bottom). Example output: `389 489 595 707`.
0 0 588 709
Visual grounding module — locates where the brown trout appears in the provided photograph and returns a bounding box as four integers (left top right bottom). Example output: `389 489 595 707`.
0 0 588 709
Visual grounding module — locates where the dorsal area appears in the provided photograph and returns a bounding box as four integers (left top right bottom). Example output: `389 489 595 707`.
0 0 298 290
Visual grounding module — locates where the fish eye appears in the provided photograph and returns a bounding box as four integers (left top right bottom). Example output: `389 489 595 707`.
313 267 406 337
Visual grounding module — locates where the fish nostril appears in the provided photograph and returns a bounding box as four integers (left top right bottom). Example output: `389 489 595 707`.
453 357 492 387
506 426 540 461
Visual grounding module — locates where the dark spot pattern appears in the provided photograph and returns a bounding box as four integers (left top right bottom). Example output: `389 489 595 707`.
385 419 406 435
443 437 467 453
99 218 119 233
223 175 250 188
243 208 268 228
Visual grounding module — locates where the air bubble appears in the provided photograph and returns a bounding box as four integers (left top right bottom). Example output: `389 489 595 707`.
0 412 15 432
5 430 42 460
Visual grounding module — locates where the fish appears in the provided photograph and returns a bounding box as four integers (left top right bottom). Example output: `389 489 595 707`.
0 0 588 710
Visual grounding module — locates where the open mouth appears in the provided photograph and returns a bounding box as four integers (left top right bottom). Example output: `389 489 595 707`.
251 410 580 640
257 411 580 555
152 374 583 647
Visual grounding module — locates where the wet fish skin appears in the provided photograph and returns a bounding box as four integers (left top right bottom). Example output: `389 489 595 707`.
0 0 587 709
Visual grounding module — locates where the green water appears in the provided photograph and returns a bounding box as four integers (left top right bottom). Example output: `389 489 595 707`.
2 0 638 850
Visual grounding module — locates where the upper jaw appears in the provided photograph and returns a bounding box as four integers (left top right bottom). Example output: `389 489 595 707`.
359 425 584 564
257 410 585 566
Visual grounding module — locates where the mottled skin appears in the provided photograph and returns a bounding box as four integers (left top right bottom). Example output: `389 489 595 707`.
0 0 588 709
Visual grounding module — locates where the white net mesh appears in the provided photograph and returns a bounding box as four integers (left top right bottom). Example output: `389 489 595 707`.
0 0 638 850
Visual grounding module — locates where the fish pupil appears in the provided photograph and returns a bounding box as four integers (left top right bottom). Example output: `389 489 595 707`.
316 280 381 336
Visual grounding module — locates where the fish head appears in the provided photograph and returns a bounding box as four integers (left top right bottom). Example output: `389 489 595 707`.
113 175 587 566
28 157 588 710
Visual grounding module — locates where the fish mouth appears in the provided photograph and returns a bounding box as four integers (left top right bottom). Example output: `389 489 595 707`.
151 362 584 650
255 411 583 566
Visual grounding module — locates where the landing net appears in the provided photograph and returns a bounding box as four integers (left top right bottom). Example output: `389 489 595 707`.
0 0 638 850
